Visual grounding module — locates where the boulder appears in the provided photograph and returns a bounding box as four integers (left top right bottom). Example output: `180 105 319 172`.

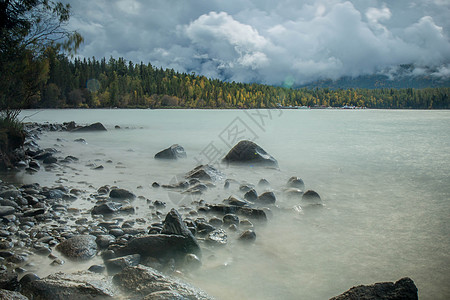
154 144 187 160
244 189 258 201
109 188 136 200
115 234 201 260
238 230 256 243
330 277 418 300
113 265 214 300
222 140 278 167
287 176 305 190
185 164 224 182
56 235 97 260
21 271 117 299
71 122 107 132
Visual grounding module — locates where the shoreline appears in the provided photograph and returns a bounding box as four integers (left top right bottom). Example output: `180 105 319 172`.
0 122 419 299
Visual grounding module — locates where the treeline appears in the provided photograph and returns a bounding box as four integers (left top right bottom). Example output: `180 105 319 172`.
34 48 450 109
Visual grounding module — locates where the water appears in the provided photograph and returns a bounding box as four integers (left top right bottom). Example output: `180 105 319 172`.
12 108 450 299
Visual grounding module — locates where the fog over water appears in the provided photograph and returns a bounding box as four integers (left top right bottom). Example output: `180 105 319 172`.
15 109 450 299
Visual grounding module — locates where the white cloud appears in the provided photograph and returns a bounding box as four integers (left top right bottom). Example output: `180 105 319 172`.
63 0 450 85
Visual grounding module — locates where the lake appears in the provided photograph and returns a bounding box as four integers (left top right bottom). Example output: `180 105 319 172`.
12 108 450 299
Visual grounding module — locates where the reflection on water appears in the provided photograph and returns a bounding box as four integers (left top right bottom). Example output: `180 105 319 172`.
10 109 450 299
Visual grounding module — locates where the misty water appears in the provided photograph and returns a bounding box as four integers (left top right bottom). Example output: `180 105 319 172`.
12 109 450 299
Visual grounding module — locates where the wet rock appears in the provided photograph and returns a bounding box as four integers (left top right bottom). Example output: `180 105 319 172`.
91 202 122 215
19 273 40 286
109 188 136 200
154 144 187 160
287 176 305 190
113 265 213 299
0 289 28 299
56 235 97 260
160 209 201 256
0 269 19 291
23 208 45 217
206 229 227 246
161 181 189 190
302 190 322 203
105 254 140 275
0 190 20 199
223 140 278 167
184 253 202 271
330 277 418 300
96 235 116 249
185 164 224 182
43 156 57 164
152 182 160 188
21 271 116 299
238 230 256 243
244 189 258 201
239 184 254 193
143 290 185 300
0 206 15 217
208 204 267 221
256 191 276 205
88 265 105 274
258 178 270 188
115 234 201 260
41 189 66 199
208 217 223 227
28 160 40 169
223 195 250 207
71 122 107 132
223 214 239 226
0 199 18 209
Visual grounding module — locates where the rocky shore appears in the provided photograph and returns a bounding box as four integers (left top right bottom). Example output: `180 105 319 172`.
0 122 418 299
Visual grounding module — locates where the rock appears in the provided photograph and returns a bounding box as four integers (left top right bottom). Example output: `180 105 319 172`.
28 160 40 169
23 208 45 217
21 271 116 299
206 229 227 246
208 204 267 221
105 254 140 275
244 189 258 201
88 265 106 274
0 289 28 300
154 144 187 160
113 265 214 299
0 199 18 209
0 190 20 199
258 178 270 187
184 253 202 270
96 235 116 249
91 202 122 215
223 214 239 226
115 234 201 260
41 189 66 199
152 182 160 188
43 156 57 164
256 191 276 205
238 230 256 243
0 206 15 217
56 235 97 260
330 277 418 300
302 190 321 203
287 176 305 190
223 195 250 207
0 269 19 291
109 188 135 200
222 140 278 167
71 122 107 132
143 290 185 300
185 164 224 182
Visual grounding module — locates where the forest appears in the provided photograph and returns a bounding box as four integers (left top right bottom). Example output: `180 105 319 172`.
34 49 449 110
0 45 429 110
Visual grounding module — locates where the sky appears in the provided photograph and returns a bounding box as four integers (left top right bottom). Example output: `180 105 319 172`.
61 0 450 86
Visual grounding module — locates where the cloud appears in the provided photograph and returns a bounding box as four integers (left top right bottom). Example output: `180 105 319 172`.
63 0 450 85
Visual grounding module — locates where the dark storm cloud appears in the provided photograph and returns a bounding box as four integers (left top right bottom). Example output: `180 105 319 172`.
63 0 450 85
